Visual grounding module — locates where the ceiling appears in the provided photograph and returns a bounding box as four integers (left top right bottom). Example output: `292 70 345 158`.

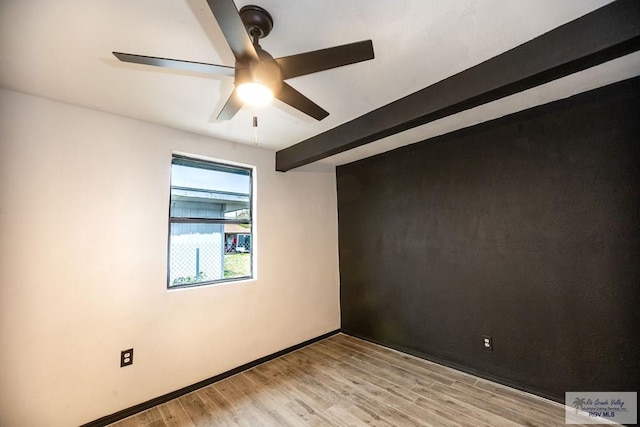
1 0 638 168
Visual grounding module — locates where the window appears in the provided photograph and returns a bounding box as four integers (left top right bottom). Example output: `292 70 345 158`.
168 155 253 288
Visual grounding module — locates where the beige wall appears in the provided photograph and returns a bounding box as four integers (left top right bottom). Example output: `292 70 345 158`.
0 89 340 426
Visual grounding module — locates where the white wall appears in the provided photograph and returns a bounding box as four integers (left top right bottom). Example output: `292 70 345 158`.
0 89 340 427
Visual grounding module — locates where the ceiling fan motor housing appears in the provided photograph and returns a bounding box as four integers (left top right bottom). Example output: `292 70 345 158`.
234 45 282 93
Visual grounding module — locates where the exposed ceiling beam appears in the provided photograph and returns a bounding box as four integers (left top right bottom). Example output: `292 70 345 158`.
276 0 640 172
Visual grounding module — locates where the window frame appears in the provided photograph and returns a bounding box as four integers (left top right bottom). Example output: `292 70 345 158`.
167 154 254 289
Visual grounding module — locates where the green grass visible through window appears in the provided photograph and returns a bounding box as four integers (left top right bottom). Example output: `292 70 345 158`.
224 253 250 278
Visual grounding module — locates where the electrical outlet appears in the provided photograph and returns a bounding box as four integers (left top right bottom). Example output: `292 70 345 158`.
482 335 493 351
120 348 134 367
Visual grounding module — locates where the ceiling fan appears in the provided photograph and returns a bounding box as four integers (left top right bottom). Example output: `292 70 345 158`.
113 0 375 121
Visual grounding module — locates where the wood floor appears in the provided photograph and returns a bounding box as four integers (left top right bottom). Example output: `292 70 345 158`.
109 333 575 427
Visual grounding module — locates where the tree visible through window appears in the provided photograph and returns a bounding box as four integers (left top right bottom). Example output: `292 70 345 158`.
168 155 253 288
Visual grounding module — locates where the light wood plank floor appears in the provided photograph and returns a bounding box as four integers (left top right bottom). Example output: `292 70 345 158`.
109 333 577 427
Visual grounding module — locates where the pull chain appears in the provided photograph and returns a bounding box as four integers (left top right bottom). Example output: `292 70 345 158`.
252 109 259 146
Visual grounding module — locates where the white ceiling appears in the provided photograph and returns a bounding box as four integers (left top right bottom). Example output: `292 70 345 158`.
1 0 638 168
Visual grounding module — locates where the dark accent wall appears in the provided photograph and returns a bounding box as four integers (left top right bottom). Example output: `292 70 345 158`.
337 77 640 402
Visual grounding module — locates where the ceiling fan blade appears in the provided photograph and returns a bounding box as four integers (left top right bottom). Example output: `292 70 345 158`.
205 0 258 63
113 52 235 76
274 40 374 80
275 83 329 121
217 89 244 120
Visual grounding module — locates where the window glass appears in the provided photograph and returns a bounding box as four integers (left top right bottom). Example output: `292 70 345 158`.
168 156 253 288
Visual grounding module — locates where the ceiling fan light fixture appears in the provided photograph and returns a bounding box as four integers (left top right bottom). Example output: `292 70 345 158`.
112 2 374 121
237 81 273 107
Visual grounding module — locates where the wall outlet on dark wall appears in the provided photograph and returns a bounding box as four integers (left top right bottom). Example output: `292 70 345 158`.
482 336 493 351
